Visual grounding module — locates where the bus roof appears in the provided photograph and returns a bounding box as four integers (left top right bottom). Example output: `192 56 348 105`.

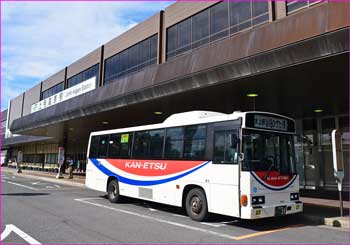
90 111 295 137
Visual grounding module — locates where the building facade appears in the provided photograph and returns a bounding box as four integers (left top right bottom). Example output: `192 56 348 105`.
2 1 349 191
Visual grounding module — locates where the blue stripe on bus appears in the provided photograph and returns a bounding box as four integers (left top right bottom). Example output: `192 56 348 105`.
251 172 297 191
90 158 210 186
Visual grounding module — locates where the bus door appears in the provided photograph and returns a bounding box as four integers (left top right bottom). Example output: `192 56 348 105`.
208 121 240 217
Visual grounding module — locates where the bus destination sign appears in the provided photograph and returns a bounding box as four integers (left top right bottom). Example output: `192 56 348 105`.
254 115 288 131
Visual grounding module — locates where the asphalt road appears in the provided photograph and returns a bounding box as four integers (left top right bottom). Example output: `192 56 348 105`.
1 172 349 244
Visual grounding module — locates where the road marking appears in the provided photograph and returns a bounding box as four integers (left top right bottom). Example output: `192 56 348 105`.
232 224 304 240
75 198 302 241
200 222 226 228
1 224 41 244
221 220 238 224
172 214 186 218
6 181 39 190
75 198 234 240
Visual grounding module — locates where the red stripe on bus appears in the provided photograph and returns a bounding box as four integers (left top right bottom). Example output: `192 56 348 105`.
254 171 294 187
106 159 206 177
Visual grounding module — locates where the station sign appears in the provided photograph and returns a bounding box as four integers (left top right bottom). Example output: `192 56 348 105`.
58 147 65 165
332 129 344 184
17 151 23 163
31 76 96 113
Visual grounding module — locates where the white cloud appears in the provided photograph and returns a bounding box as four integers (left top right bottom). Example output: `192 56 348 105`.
1 1 174 110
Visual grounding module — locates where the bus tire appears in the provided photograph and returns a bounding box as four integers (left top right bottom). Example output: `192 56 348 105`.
185 188 208 222
107 179 120 203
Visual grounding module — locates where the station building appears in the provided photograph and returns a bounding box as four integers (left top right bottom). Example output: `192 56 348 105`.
2 1 349 192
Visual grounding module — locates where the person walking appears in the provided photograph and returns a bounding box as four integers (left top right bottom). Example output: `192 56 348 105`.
67 156 74 179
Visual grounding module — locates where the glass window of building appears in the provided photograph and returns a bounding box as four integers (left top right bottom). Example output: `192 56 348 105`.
192 9 209 49
149 34 158 65
252 1 269 26
167 25 177 59
177 18 192 54
41 82 64 100
67 63 99 88
210 1 229 42
166 1 270 60
230 1 251 33
104 34 158 85
286 0 322 15
139 39 150 69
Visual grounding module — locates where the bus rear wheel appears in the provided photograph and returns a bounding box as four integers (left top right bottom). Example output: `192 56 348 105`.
107 179 121 203
185 188 208 222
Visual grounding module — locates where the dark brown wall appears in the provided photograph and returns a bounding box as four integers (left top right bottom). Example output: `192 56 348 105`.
8 1 350 123
155 1 350 84
22 83 41 116
42 69 65 92
8 93 24 126
67 47 101 79
104 13 161 60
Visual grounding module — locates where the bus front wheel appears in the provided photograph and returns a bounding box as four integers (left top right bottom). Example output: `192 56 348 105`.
107 179 120 203
185 188 208 222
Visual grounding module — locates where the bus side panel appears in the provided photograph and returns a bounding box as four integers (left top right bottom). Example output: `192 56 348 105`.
118 180 182 207
86 158 108 192
208 164 240 217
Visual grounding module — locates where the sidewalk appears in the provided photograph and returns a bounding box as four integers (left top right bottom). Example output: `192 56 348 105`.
1 167 85 188
1 167 349 229
300 197 349 229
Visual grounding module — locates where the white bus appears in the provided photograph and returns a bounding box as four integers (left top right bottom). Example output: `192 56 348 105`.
86 111 303 221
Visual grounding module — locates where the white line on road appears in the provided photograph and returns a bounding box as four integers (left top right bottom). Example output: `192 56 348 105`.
74 198 234 240
1 224 41 244
200 222 227 228
172 214 186 218
5 181 39 190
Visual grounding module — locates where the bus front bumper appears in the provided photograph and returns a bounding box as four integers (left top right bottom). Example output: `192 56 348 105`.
241 201 303 219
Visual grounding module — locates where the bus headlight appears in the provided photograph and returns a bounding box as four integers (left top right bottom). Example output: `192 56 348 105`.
252 196 265 205
290 193 299 201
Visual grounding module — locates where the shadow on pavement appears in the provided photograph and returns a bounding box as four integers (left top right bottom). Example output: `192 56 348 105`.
100 195 307 231
1 193 50 196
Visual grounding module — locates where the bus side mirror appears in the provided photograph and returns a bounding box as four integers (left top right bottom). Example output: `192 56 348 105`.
230 134 239 148
239 153 245 161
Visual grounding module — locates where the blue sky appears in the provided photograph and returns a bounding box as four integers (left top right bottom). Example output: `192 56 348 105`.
1 1 174 111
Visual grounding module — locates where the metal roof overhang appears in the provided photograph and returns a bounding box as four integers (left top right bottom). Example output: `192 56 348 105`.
10 28 349 139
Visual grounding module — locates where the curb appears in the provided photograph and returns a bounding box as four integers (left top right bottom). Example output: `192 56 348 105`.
299 214 349 229
1 168 85 188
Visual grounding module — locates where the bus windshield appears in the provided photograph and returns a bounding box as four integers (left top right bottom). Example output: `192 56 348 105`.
241 129 296 174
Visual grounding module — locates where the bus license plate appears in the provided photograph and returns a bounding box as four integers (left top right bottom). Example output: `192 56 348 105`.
275 206 287 216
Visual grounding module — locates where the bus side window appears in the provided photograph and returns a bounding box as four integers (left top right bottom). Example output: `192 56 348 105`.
184 125 207 160
120 133 132 159
89 136 99 158
108 134 121 159
133 131 151 159
149 129 165 159
165 127 184 160
98 135 109 159
213 130 238 164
